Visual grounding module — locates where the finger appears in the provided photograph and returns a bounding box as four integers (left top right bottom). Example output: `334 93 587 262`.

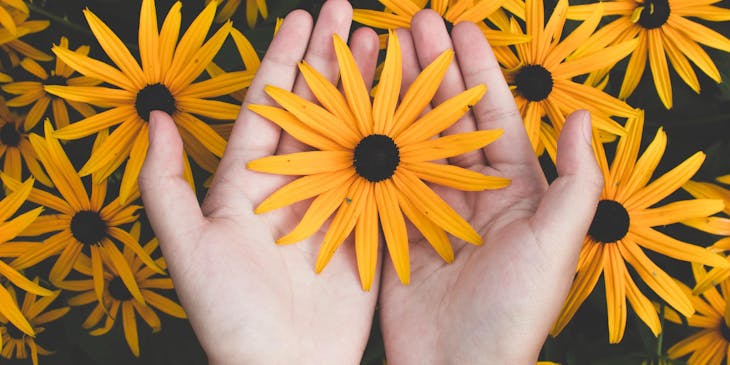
529 110 603 266
451 21 539 172
139 111 206 254
206 10 313 206
349 27 380 92
277 0 353 155
410 10 484 168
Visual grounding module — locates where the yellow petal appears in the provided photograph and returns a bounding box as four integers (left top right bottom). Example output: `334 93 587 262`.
399 130 503 163
355 188 379 291
390 50 453 136
248 105 341 151
247 151 352 175
375 180 410 285
333 34 373 137
629 227 729 268
392 169 482 245
403 162 510 191
395 85 486 146
647 29 672 109
603 244 627 343
625 151 704 210
373 30 401 134
255 169 356 213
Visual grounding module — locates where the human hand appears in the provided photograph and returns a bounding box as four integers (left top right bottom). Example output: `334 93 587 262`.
377 11 603 365
138 1 381 363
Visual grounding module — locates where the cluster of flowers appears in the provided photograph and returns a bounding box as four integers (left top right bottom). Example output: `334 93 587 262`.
0 0 728 363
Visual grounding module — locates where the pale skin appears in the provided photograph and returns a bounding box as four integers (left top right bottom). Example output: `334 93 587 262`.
138 1 604 364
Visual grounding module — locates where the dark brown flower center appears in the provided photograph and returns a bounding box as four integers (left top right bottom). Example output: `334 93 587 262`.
135 83 176 121
637 0 670 29
5 322 25 339
353 134 400 182
588 200 630 243
43 75 67 86
109 276 134 301
0 123 20 147
514 64 553 102
70 210 108 245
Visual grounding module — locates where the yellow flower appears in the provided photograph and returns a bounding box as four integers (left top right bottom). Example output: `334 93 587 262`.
2 121 164 309
0 281 69 365
248 31 509 290
0 177 51 342
497 0 638 152
206 0 268 28
550 111 730 343
58 223 186 357
2 37 99 130
568 0 730 109
44 0 249 203
0 97 51 186
665 264 730 364
354 0 527 48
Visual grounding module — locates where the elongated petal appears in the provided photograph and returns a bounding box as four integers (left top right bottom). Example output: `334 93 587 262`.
629 227 729 268
83 9 145 89
632 199 723 227
619 240 694 317
276 176 354 244
0 285 34 336
376 180 410 285
315 179 369 273
255 170 355 213
248 105 341 151
0 260 52 296
647 29 672 108
404 162 510 191
122 301 140 356
44 85 134 107
615 127 666 201
53 106 137 140
248 151 352 175
625 152 704 210
298 61 359 135
103 242 145 305
355 189 378 291
107 227 164 275
373 30 401 134
624 269 661 336
142 289 186 318
392 169 482 245
0 177 34 222
139 0 161 83
396 85 486 146
603 244 627 343
0 207 43 244
399 130 503 163
390 50 453 136
551 243 604 336
264 86 360 148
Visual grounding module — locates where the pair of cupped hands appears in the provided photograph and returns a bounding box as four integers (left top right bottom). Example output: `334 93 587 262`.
138 0 603 363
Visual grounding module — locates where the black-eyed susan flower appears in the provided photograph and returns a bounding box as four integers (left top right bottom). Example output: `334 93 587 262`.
2 37 99 130
497 0 638 152
0 280 69 365
353 0 527 48
44 0 249 203
58 223 185 357
665 264 730 364
550 111 730 344
2 121 164 308
567 0 730 109
248 31 509 290
0 177 52 343
206 0 267 28
0 98 50 187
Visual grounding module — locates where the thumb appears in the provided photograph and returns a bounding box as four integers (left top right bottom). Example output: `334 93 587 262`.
139 111 206 253
530 110 604 265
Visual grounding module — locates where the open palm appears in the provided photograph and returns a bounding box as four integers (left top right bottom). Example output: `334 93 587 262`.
377 12 603 365
139 2 384 363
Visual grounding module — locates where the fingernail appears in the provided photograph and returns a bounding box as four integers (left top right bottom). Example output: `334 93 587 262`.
148 111 161 144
